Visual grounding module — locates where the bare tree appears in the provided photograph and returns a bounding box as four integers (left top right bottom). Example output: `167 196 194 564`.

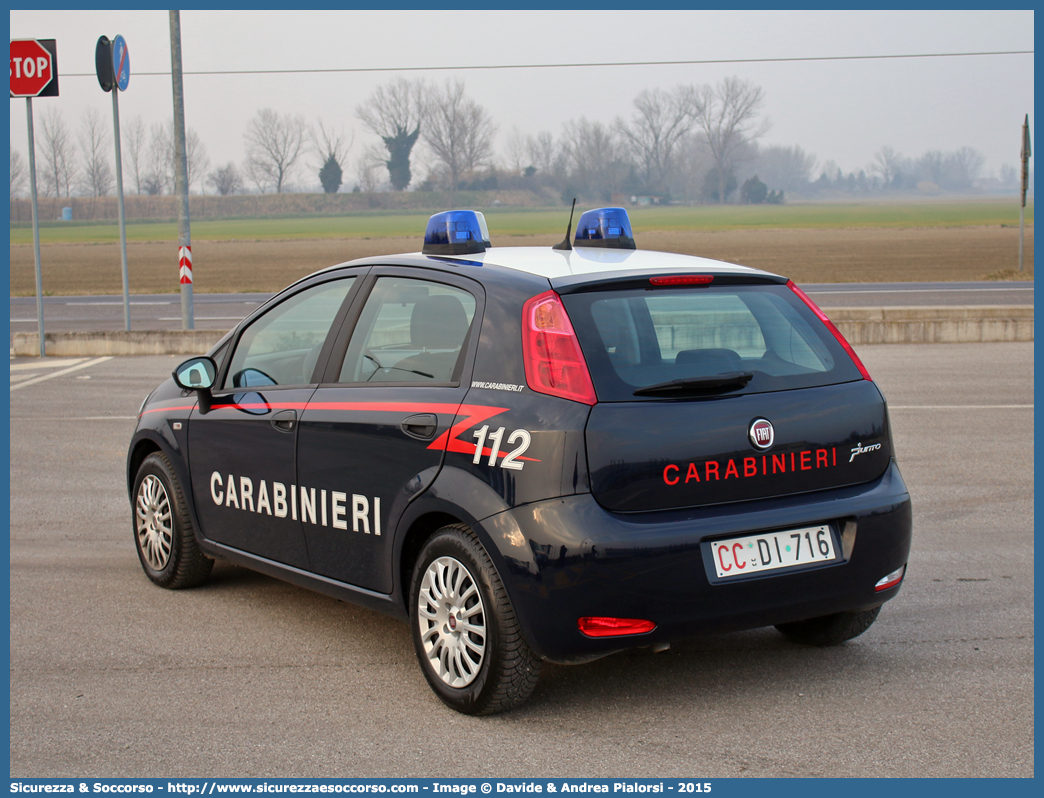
502 126 528 175
123 115 148 194
207 162 243 195
616 86 698 194
354 143 388 192
672 133 715 200
133 119 208 196
911 147 984 192
755 144 817 193
357 77 425 191
38 107 77 198
692 77 769 204
11 149 28 199
78 107 114 197
950 146 985 189
242 156 272 194
916 150 946 187
244 108 309 193
560 117 627 200
421 79 497 190
999 164 1019 189
312 119 354 193
526 131 563 178
142 121 172 195
186 127 210 194
871 146 901 187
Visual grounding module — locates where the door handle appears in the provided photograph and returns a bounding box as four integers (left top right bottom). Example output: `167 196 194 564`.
271 409 297 433
401 413 438 440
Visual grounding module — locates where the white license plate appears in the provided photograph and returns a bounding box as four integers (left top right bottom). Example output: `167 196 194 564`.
711 525 837 579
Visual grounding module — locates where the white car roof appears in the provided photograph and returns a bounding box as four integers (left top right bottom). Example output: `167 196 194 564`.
445 246 776 280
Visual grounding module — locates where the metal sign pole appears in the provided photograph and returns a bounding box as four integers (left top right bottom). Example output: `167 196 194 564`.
1019 114 1031 273
1020 200 1026 273
169 11 193 329
112 84 131 330
26 96 46 358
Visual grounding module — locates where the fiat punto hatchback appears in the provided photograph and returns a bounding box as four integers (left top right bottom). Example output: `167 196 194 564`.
128 207 912 714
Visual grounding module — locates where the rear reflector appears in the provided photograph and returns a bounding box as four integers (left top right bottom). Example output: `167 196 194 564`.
875 565 906 592
578 617 657 638
522 290 597 405
649 274 714 286
787 280 872 381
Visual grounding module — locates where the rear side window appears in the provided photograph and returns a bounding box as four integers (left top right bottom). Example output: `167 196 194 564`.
339 276 477 384
563 284 863 401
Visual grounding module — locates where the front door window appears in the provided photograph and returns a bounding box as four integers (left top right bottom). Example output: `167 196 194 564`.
225 278 356 388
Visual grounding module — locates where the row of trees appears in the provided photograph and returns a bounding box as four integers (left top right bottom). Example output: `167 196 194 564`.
11 76 1016 204
348 76 770 203
9 106 211 201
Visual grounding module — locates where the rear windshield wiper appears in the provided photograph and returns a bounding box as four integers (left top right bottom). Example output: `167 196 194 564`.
633 371 754 396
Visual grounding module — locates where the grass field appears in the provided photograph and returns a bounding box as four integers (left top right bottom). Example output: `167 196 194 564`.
9 200 1034 245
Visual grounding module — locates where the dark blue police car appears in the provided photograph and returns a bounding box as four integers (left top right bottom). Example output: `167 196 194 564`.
128 207 912 714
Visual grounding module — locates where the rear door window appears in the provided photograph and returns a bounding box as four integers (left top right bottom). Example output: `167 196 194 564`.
563 284 862 401
338 276 477 384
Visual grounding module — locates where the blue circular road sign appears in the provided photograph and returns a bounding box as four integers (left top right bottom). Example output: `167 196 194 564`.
112 35 129 91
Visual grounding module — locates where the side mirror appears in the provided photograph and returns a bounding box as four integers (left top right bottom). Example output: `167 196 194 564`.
173 356 217 414
173 356 217 391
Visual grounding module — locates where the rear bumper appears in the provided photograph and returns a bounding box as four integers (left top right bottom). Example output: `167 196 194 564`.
479 460 912 663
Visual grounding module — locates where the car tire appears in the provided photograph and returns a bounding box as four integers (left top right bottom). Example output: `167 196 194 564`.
132 451 214 589
775 606 882 647
409 524 542 715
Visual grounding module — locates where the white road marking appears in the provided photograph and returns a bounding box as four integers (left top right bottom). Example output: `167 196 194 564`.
10 357 113 391
11 358 86 371
890 404 1033 409
11 416 138 420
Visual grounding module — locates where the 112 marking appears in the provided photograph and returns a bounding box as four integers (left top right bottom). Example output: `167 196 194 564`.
472 425 532 470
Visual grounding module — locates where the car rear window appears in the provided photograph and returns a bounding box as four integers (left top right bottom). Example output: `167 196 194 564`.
562 283 863 401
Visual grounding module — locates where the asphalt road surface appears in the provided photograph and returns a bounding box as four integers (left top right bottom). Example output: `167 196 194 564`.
8 343 1033 778
9 282 1035 335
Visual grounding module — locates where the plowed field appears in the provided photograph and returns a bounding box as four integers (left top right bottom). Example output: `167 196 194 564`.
10 225 1033 295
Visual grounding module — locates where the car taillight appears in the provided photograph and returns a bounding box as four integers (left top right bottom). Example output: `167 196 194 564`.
578 617 657 637
787 279 872 381
522 290 597 405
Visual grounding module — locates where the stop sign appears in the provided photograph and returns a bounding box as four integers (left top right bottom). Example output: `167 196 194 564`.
10 38 58 98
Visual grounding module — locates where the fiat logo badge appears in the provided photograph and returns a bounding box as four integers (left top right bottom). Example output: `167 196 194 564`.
749 418 774 450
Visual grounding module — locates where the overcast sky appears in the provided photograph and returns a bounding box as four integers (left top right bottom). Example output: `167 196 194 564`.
9 9 1035 190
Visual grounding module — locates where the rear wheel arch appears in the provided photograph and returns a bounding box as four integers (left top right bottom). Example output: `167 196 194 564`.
393 465 516 611
398 511 464 612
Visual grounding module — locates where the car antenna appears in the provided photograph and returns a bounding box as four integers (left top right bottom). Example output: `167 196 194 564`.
552 198 577 251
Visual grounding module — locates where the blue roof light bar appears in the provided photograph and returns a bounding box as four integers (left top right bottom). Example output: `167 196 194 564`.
422 210 491 256
574 207 636 250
